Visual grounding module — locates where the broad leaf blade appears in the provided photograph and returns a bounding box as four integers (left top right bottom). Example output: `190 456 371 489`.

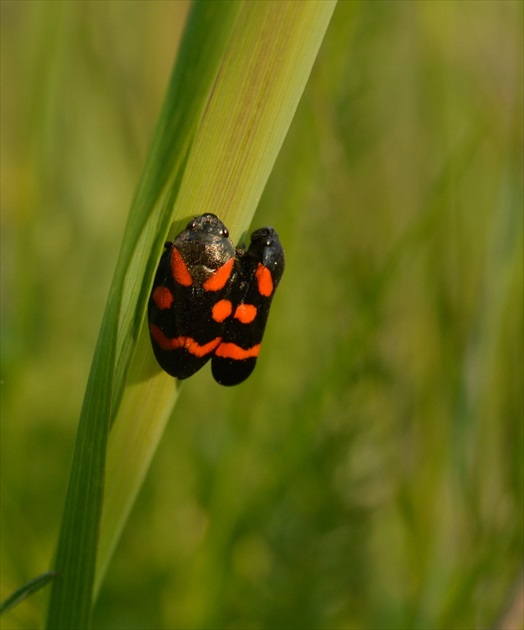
45 3 243 628
96 2 336 597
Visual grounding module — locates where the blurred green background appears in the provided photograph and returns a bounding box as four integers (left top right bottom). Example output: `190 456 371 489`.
1 2 522 629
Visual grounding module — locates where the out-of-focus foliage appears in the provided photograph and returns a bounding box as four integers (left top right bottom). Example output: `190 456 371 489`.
1 2 522 629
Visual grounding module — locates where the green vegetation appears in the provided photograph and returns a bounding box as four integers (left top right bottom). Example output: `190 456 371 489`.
1 2 522 629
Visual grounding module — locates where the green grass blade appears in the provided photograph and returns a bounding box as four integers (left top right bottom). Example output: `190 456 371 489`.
46 1 336 627
0 572 58 616
96 1 336 595
45 3 243 628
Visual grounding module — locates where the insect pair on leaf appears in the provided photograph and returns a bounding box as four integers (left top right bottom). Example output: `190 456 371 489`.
148 214 285 386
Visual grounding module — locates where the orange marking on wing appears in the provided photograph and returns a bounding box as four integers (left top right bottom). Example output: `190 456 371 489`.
150 324 221 357
152 286 173 310
183 336 222 357
203 258 234 291
234 303 257 324
171 248 193 286
214 343 261 360
212 299 233 323
255 264 273 297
